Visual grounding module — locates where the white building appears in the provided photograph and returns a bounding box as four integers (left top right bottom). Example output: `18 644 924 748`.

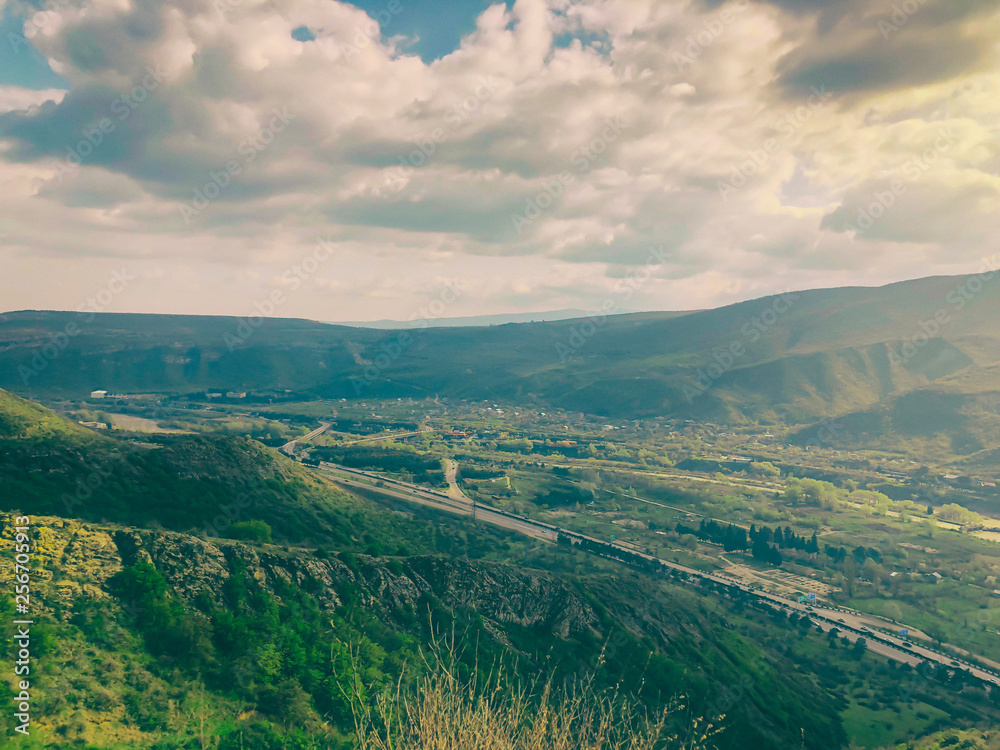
90 390 108 399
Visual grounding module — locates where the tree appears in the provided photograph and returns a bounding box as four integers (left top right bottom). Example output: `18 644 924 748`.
224 520 273 543
806 532 820 555
750 461 780 477
730 526 748 552
784 478 840 509
863 558 886 596
843 557 857 597
937 503 983 526
752 535 770 562
768 546 783 566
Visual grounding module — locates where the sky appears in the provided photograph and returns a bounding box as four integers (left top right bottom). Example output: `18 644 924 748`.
0 0 998 322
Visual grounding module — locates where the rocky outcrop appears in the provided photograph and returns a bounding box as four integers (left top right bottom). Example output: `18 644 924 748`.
116 528 600 639
402 556 598 639
2 514 599 643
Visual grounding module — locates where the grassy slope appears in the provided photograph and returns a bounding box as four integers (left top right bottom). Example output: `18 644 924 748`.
0 389 438 550
0 387 105 443
0 513 848 750
2 274 999 430
0 393 854 750
4 393 1000 748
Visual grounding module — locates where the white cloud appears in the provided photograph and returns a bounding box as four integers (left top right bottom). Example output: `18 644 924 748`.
0 86 66 113
0 0 998 320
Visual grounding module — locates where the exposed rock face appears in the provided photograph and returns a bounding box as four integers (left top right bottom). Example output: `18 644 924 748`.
3 514 599 643
402 557 598 639
115 528 600 639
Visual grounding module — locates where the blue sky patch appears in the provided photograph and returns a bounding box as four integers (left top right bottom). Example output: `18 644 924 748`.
0 1 516 91
346 0 511 62
0 9 69 89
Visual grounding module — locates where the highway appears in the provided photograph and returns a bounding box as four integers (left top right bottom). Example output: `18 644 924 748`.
312 459 1000 689
338 428 434 446
319 463 556 541
443 459 469 501
281 422 331 455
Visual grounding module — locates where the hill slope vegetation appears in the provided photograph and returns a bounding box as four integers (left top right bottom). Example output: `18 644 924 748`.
0 392 856 749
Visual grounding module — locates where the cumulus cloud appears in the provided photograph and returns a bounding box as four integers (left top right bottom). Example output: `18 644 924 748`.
772 0 1000 98
0 85 66 113
0 0 998 320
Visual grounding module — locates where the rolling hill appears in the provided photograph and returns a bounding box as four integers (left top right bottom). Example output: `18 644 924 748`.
0 388 416 544
1 273 998 439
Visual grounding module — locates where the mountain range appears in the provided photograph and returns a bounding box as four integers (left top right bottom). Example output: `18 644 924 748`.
329 308 601 328
2 272 998 456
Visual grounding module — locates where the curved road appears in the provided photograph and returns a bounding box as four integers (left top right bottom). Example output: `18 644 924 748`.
281 422 331 455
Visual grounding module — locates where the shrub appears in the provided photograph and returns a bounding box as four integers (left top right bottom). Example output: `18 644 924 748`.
351 648 716 750
223 520 273 543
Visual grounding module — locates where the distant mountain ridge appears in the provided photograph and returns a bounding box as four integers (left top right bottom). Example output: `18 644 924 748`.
329 308 605 328
1 274 998 454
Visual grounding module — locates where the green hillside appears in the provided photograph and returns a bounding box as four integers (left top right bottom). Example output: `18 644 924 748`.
2 274 999 437
0 389 858 750
0 389 439 549
1 512 853 750
0 388 103 443
3 362 1000 749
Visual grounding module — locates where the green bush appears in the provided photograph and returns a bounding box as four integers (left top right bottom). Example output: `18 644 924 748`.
223 520 273 543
